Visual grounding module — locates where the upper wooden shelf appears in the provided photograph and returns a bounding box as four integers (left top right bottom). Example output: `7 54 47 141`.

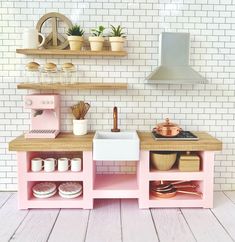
17 82 128 90
16 49 127 57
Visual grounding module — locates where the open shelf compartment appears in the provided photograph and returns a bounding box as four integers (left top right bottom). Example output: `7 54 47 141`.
25 151 83 181
148 180 204 208
149 151 204 180
93 174 139 198
27 181 84 208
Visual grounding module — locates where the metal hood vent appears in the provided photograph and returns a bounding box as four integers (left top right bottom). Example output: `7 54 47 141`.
146 32 207 84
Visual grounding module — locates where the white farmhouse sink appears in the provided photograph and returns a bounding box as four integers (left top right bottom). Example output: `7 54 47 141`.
93 131 140 161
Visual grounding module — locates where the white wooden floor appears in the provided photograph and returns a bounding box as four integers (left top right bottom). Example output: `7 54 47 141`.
0 192 235 242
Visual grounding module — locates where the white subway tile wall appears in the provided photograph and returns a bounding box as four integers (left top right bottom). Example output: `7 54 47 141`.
0 0 235 191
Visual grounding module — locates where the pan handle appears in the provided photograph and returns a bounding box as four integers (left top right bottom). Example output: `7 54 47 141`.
177 190 202 197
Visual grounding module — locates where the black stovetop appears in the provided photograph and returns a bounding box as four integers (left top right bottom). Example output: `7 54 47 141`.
151 131 199 141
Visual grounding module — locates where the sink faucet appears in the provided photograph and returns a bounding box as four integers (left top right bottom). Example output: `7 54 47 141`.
111 106 120 132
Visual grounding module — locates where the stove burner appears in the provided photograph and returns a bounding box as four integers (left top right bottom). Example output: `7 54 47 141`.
152 131 199 141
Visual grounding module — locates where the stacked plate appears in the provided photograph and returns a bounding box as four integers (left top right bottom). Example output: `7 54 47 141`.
32 182 57 198
58 182 83 199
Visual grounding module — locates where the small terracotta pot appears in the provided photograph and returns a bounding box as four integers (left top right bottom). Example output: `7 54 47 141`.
155 118 182 137
89 36 104 51
68 36 83 50
109 37 125 51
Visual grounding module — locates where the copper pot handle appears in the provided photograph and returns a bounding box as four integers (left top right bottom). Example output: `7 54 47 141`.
165 118 170 124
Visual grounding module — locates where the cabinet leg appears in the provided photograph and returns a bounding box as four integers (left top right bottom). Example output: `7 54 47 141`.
83 151 94 209
17 152 29 209
202 151 215 208
138 150 150 209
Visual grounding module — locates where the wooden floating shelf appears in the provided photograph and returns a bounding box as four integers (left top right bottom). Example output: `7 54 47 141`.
17 82 128 90
16 49 127 56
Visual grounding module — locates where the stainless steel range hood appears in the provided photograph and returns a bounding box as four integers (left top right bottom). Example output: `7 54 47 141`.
146 32 207 84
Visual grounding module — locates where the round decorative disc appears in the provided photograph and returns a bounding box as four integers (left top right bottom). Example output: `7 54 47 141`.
36 12 73 50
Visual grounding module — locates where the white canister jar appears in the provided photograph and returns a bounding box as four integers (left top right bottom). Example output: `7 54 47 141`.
23 29 45 49
73 119 88 136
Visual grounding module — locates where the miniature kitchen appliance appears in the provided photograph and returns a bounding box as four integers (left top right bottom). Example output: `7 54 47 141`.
24 94 60 138
152 130 198 141
154 118 182 137
152 118 199 141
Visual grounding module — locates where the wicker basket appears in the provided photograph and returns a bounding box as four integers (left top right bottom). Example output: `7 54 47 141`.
150 151 177 171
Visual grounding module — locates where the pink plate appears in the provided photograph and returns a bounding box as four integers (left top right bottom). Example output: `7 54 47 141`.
33 182 57 195
59 182 82 195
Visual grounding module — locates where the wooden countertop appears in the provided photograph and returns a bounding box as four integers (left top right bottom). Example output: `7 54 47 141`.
9 132 95 152
9 131 222 152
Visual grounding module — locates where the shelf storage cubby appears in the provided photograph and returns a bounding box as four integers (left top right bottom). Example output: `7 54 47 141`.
27 181 84 209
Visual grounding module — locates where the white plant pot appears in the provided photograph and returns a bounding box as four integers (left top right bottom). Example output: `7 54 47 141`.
68 36 83 50
109 37 125 51
73 119 88 136
89 36 104 51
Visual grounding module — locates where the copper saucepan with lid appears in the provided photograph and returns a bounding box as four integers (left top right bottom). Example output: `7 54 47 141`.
154 118 182 137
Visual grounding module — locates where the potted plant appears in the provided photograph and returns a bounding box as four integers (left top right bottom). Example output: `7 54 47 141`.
71 101 90 135
109 25 126 51
89 25 105 51
67 25 85 51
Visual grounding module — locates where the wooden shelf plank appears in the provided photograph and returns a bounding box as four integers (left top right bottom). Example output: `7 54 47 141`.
16 49 127 56
17 82 128 90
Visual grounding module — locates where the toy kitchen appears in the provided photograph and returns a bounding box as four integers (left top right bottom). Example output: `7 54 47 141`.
9 15 222 209
9 90 222 209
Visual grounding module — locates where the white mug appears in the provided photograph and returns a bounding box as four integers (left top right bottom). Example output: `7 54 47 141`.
44 158 57 172
23 28 45 49
58 158 70 172
71 158 82 172
31 157 43 172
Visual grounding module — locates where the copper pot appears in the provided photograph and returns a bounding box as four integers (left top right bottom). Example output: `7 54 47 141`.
154 118 182 137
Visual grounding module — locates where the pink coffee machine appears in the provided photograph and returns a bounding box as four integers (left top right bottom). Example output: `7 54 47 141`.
24 94 60 138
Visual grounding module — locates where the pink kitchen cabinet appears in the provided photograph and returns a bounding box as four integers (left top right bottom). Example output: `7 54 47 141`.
9 132 222 209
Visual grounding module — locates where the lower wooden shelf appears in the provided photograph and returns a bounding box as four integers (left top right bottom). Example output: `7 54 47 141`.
17 82 128 90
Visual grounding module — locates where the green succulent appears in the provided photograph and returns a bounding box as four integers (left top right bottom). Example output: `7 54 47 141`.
67 25 85 36
110 25 126 37
91 25 105 37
